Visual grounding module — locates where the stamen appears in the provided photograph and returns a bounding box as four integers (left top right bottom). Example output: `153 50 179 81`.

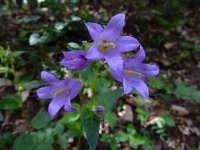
98 40 116 52
52 88 66 97
124 70 143 76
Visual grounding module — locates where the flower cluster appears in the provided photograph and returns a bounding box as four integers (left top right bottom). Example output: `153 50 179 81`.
37 13 159 119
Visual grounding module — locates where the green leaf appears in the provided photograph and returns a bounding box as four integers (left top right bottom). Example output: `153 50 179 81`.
104 112 116 128
0 67 9 73
59 112 80 124
54 123 64 135
29 33 41 45
0 94 22 111
23 80 44 90
110 138 117 150
96 78 111 93
97 90 122 112
194 45 200 52
67 42 80 50
101 133 110 142
36 143 54 150
13 133 36 150
115 132 129 142
129 136 144 149
127 124 136 136
0 111 4 121
175 84 200 103
20 16 41 23
160 112 175 127
66 129 79 138
148 77 165 90
31 112 51 129
81 108 100 150
58 134 68 150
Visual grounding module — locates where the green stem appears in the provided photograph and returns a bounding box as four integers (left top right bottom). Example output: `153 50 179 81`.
76 124 83 150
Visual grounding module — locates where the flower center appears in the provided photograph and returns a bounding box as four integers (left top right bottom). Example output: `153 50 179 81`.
124 70 143 77
52 88 67 97
97 40 116 52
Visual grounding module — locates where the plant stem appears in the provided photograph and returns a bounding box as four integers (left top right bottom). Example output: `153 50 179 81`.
76 124 83 150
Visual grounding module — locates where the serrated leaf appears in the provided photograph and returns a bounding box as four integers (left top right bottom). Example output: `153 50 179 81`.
97 90 122 112
36 143 54 150
58 134 68 150
104 112 116 128
175 84 200 103
81 108 100 150
13 133 36 150
0 94 22 111
31 112 50 129
115 132 129 142
160 112 175 127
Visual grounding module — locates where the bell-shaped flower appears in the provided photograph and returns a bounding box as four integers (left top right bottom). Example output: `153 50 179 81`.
60 50 91 70
85 13 139 73
110 46 159 97
36 71 82 119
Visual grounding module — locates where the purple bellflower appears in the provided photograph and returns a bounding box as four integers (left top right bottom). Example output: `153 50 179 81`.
110 47 159 98
85 13 139 73
36 71 82 119
60 50 91 70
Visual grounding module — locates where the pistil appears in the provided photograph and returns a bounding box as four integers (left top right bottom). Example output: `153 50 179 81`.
98 40 116 52
52 88 67 97
124 70 142 77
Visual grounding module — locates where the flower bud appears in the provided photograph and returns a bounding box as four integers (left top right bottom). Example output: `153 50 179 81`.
60 50 91 70
92 106 105 115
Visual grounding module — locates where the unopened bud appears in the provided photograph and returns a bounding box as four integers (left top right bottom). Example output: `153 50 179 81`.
92 106 105 115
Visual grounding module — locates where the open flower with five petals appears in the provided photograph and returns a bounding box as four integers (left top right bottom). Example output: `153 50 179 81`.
36 71 82 119
85 13 139 73
110 47 159 97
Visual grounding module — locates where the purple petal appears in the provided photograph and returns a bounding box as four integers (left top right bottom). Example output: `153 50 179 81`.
123 77 133 94
86 44 103 60
60 50 90 70
64 78 82 99
133 78 149 98
104 52 123 74
125 46 146 69
132 46 146 62
41 71 59 84
118 36 139 52
64 99 76 112
110 69 123 82
123 75 149 97
136 63 160 78
104 13 125 37
48 94 66 119
36 87 52 99
85 22 103 42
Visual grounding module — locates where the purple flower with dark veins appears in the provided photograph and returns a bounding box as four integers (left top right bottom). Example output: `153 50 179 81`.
36 71 82 119
110 47 159 97
85 13 139 73
60 50 91 70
